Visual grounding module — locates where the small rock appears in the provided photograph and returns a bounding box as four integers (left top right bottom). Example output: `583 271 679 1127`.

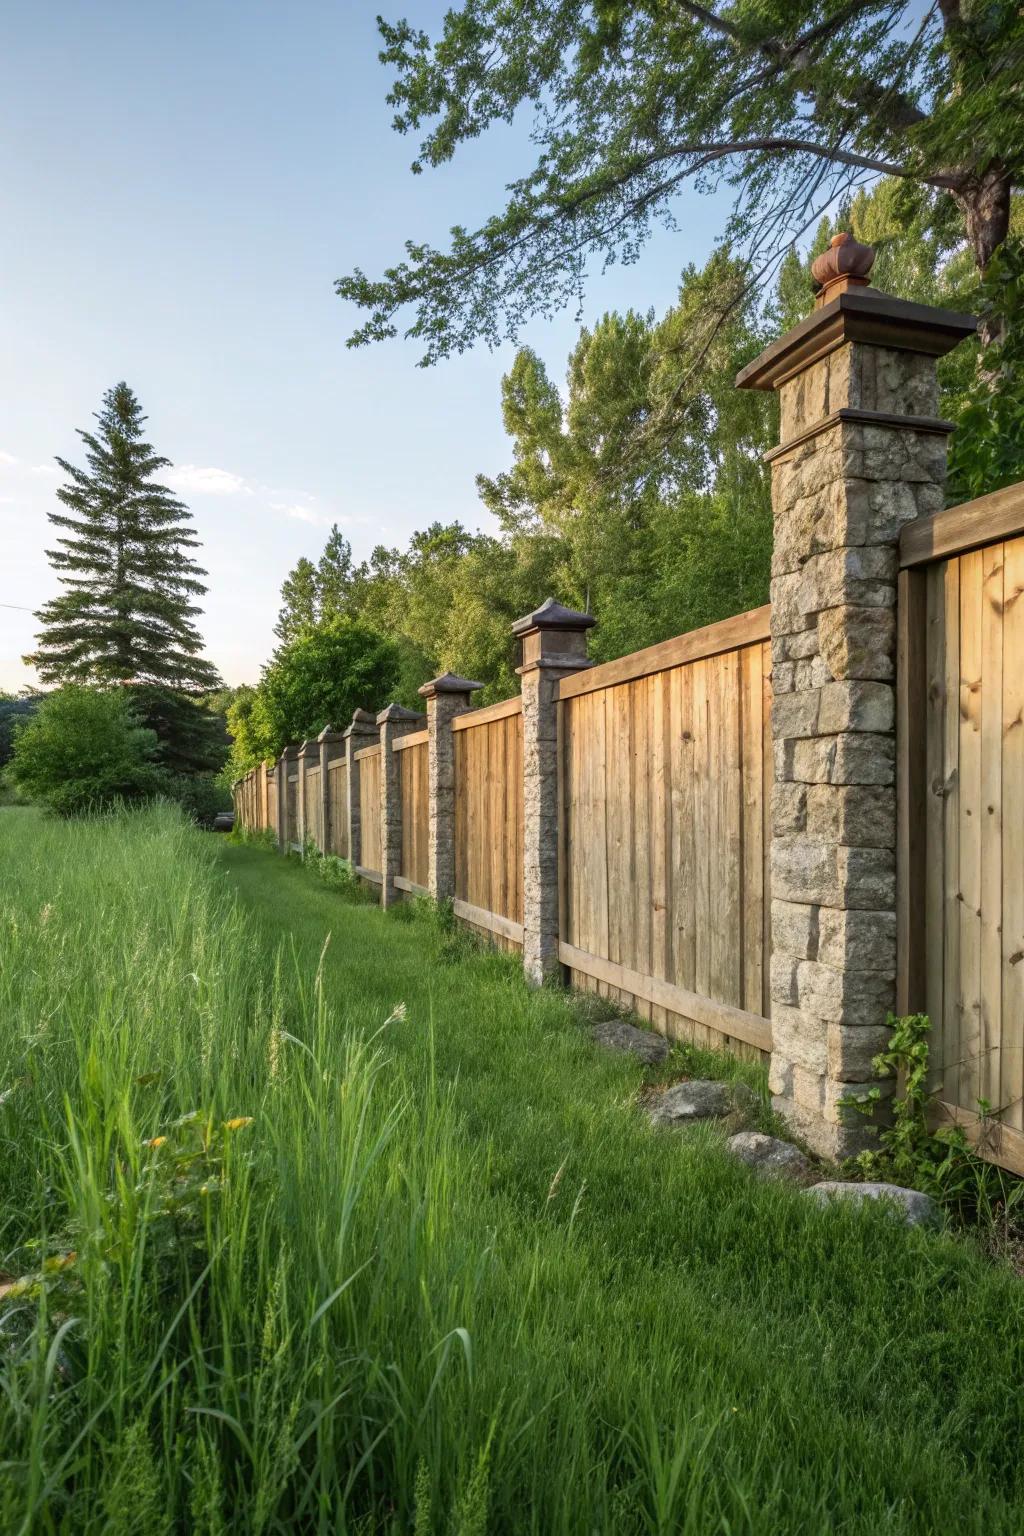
727 1131 811 1181
648 1079 732 1127
591 1019 669 1065
804 1180 940 1228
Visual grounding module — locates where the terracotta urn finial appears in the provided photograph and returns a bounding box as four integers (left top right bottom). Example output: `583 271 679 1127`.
810 232 875 307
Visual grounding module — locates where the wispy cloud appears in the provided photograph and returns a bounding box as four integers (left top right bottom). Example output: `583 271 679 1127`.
28 464 60 478
0 450 18 466
166 464 252 497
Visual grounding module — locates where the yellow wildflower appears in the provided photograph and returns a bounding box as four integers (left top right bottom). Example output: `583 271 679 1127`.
144 1135 168 1149
224 1116 253 1131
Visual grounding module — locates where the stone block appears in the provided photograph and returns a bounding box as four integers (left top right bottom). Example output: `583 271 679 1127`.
830 734 896 786
818 605 895 681
827 1023 895 1082
835 845 896 909
771 782 807 836
792 1064 826 1114
806 784 895 848
800 545 898 612
771 899 819 961
771 837 837 906
773 628 820 664
770 953 801 1007
768 1053 793 1098
823 1074 896 1127
796 960 895 1025
817 908 897 971
816 680 894 735
772 1004 828 1075
771 571 817 634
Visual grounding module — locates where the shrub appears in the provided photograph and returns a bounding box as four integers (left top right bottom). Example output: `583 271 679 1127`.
10 686 162 815
161 772 232 828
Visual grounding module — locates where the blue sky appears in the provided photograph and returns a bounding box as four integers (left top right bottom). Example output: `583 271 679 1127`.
0 1 718 691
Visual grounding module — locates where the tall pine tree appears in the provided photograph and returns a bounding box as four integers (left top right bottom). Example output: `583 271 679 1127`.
27 382 225 774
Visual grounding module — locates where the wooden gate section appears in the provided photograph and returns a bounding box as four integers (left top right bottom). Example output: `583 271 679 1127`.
452 698 525 947
356 745 382 880
900 481 1024 1173
557 608 773 1057
395 730 429 895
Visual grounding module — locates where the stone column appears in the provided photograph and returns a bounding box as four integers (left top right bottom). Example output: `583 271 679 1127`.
317 726 343 854
737 233 976 1159
376 704 427 907
513 599 595 986
343 709 379 869
418 673 483 903
296 738 315 852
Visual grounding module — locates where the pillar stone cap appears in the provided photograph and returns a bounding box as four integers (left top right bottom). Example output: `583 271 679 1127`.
418 672 484 699
735 287 977 393
280 742 301 759
376 703 426 725
316 724 344 743
511 597 596 638
297 737 317 757
343 708 378 738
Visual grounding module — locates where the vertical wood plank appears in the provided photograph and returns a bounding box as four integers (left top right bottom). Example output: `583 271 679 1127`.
896 568 928 1015
740 644 765 1017
923 566 946 1083
941 559 962 1102
1001 536 1024 1130
980 542 1004 1111
958 550 984 1111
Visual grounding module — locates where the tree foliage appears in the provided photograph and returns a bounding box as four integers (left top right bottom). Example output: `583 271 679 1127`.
226 618 403 772
338 1 1023 364
11 686 161 816
26 383 226 776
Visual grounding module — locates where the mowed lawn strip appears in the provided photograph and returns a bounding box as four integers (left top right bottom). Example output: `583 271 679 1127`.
1 804 1022 1535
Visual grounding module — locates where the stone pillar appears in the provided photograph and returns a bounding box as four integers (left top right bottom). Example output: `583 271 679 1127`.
737 233 976 1159
377 704 426 907
317 726 343 854
418 673 483 902
343 709 378 869
296 738 315 852
513 599 595 986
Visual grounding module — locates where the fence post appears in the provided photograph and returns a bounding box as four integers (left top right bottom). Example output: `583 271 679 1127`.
377 704 427 907
280 744 300 851
296 739 315 852
418 673 483 904
736 232 976 1159
317 726 343 854
343 709 379 870
513 599 595 986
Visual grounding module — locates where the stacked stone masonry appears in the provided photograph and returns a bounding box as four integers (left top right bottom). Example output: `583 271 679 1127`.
767 345 948 1156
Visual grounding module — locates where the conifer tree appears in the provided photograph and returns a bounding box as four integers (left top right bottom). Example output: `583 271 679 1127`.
27 383 225 773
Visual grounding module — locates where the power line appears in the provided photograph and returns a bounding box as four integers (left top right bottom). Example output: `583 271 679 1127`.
0 602 34 612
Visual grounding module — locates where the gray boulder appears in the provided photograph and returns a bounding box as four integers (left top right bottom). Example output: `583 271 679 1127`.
648 1079 732 1127
591 1018 669 1065
727 1130 811 1181
804 1180 940 1228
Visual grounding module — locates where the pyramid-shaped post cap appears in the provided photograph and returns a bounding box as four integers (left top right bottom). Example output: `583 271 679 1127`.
418 672 484 700
511 598 596 638
316 723 344 743
343 707 378 737
297 737 316 756
376 702 426 725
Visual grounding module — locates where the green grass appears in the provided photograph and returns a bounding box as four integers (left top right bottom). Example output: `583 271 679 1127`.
2 804 1024 1534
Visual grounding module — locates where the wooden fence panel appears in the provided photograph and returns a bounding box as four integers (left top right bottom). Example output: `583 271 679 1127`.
358 747 382 876
559 615 772 1057
399 739 429 892
267 775 278 838
304 765 322 850
326 759 348 858
913 530 1024 1168
286 773 299 849
453 700 524 947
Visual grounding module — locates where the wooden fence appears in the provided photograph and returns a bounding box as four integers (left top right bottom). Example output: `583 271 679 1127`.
233 481 1024 1172
453 698 524 947
558 609 772 1056
396 729 429 895
900 481 1024 1173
